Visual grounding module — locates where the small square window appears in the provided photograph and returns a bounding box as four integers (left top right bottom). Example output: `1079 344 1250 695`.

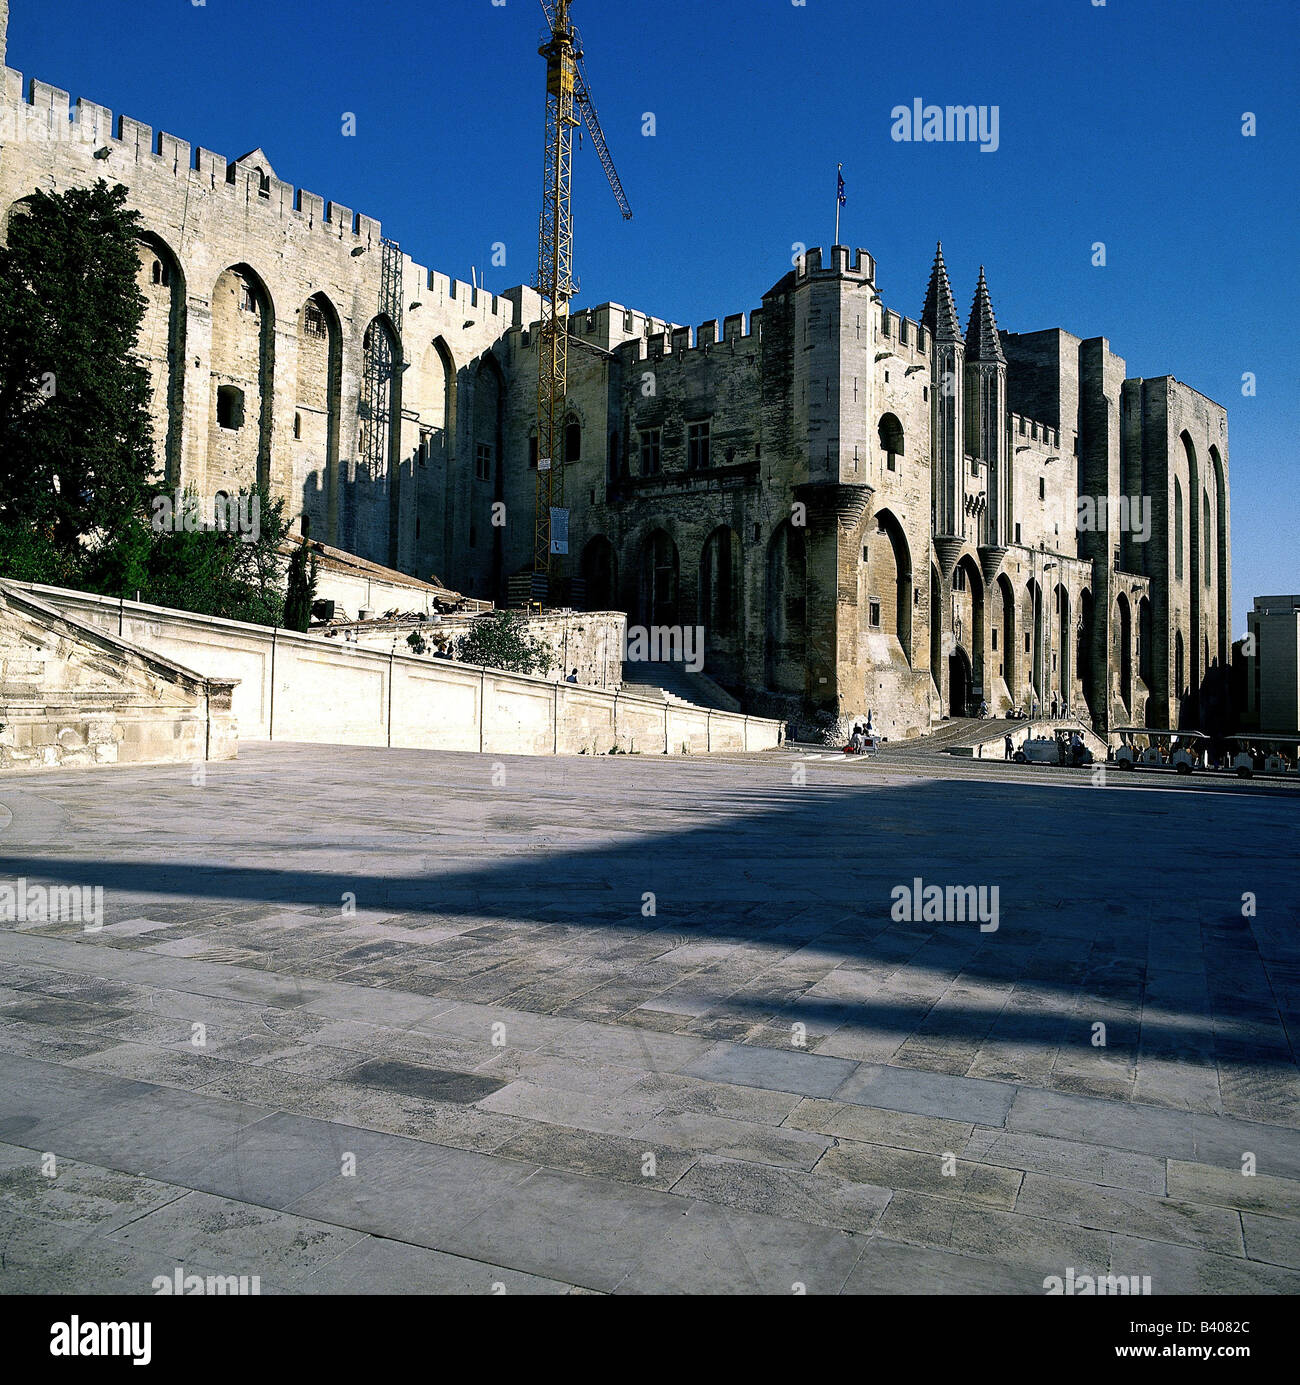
216 385 245 430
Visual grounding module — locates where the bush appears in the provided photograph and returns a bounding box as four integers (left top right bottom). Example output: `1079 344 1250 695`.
455 611 554 677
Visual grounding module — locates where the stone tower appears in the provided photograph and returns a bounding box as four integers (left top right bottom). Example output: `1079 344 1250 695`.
922 242 964 580
964 266 1009 576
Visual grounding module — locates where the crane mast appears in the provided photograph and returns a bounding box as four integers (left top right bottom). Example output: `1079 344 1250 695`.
532 0 630 604
532 0 578 601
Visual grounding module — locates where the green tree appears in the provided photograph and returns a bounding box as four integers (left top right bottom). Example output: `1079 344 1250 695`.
282 543 318 632
134 485 290 626
0 181 156 583
456 610 555 677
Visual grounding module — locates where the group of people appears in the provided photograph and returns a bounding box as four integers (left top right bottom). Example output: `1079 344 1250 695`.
845 712 876 755
1004 729 1089 766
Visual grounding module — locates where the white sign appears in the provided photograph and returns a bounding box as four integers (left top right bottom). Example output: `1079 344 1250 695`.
549 507 569 555
538 456 552 471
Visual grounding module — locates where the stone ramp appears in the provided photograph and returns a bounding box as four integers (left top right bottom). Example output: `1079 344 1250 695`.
0 581 237 772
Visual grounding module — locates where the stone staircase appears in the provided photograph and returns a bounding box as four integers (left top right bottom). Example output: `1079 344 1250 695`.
620 658 740 713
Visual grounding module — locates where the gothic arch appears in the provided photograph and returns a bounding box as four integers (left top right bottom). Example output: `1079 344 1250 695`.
864 508 913 661
581 536 618 612
296 291 342 543
471 351 505 595
766 521 807 694
997 572 1017 700
640 528 680 629
135 231 186 485
210 263 275 494
1055 581 1071 713
1209 445 1228 663
953 553 984 704
1116 591 1133 717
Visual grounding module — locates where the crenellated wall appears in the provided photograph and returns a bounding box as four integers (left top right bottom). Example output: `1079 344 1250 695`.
0 64 543 593
0 5 1231 743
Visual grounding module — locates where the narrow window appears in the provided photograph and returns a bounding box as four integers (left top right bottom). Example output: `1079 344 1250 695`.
639 427 662 476
687 420 711 471
565 420 582 463
869 600 881 628
293 412 302 440
475 443 493 481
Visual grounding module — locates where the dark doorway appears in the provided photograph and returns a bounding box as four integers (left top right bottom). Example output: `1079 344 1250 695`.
949 648 972 718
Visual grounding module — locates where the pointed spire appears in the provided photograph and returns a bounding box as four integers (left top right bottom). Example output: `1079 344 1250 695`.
964 265 1005 363
921 241 961 343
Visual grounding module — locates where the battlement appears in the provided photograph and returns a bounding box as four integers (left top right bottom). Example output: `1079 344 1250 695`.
612 304 765 367
1 66 533 330
794 244 876 285
878 306 930 357
1009 411 1062 449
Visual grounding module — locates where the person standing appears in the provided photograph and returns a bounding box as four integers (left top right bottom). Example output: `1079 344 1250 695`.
1004 733 1014 761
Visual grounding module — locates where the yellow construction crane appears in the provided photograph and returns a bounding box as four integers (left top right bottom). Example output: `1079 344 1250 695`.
532 0 632 606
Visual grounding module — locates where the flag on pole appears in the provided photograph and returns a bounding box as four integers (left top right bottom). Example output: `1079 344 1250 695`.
837 164 847 207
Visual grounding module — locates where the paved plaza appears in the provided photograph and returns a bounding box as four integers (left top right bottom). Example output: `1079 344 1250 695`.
1 742 1298 1294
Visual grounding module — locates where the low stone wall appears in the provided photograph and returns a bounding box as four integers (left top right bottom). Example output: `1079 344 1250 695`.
0 583 237 772
15 585 781 757
344 610 626 691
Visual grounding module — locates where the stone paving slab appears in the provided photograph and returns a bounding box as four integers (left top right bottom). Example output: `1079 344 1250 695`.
832 1063 1017 1126
2 742 1298 1294
1008 1087 1300 1177
679 1041 858 1097
1014 1171 1245 1255
1165 1158 1300 1219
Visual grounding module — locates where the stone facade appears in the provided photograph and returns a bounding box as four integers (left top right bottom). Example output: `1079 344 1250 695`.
0 7 1232 738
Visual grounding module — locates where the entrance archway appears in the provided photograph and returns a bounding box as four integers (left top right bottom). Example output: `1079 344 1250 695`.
949 647 972 717
639 529 679 627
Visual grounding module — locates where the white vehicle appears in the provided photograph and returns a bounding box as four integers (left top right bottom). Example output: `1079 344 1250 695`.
1013 729 1092 767
1224 735 1300 779
1111 728 1207 775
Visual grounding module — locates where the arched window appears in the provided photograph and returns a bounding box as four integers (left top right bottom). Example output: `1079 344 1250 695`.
1202 492 1211 586
700 527 741 636
565 418 582 464
1174 478 1184 580
878 413 904 472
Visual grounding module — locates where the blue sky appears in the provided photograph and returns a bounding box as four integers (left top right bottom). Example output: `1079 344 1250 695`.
9 0 1296 629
